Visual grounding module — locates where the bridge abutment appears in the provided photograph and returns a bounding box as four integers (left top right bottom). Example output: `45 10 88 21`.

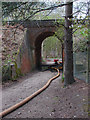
16 20 63 74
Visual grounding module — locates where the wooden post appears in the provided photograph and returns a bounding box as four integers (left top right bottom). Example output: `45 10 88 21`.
62 44 64 71
86 40 90 83
86 2 90 84
73 52 76 77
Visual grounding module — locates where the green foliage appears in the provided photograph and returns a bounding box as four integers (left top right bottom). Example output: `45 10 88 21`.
2 60 22 81
14 61 22 78
73 39 87 52
43 36 62 58
53 18 65 43
80 28 88 37
4 57 12 66
2 50 22 81
55 26 64 43
73 27 88 52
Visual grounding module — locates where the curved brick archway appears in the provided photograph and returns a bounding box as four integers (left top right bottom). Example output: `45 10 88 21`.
17 20 64 74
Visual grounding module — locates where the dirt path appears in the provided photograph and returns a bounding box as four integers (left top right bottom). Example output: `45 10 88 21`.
2 70 89 118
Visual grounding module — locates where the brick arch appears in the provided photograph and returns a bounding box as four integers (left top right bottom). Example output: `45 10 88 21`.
17 20 64 74
35 31 55 69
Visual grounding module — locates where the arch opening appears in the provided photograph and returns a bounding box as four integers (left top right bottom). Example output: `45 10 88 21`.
35 31 54 70
41 36 62 64
35 31 63 70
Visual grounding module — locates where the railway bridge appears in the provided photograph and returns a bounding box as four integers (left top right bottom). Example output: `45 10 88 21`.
16 20 64 74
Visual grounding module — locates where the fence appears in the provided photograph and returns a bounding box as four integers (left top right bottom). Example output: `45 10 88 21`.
73 51 89 83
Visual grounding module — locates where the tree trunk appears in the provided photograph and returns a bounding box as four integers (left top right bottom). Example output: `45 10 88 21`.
64 2 75 86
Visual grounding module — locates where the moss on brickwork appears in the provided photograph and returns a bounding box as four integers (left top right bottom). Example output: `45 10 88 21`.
14 61 22 78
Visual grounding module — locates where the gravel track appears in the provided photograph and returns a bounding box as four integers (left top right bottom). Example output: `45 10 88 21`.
1 70 88 118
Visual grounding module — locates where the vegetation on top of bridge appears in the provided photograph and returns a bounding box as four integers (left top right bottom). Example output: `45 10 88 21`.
2 19 65 28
